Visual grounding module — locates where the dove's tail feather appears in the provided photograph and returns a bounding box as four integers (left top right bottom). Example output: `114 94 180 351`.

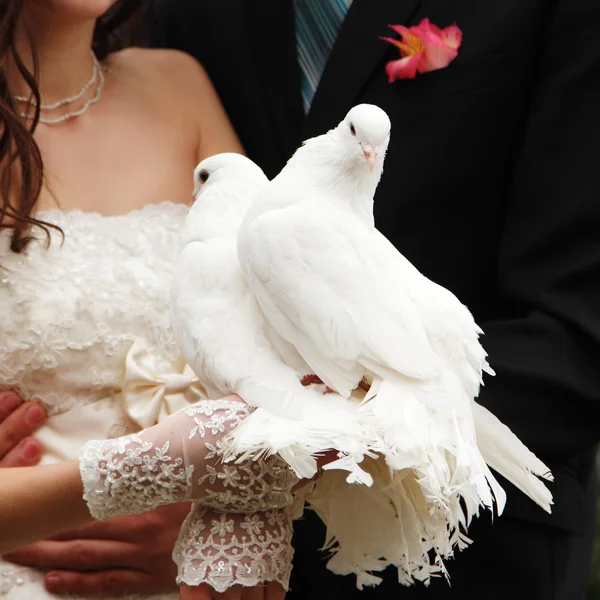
224 386 373 479
363 374 552 518
306 459 474 589
295 377 528 589
363 376 510 517
472 402 554 513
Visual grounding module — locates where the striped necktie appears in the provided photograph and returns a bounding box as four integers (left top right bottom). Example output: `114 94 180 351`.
295 0 352 113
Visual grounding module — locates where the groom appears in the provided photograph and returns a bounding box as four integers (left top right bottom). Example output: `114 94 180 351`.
154 1 600 598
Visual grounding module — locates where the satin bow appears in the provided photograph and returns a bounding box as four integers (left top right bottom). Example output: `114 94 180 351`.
121 338 207 429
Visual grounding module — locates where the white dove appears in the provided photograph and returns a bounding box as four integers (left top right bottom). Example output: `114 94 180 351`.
238 104 553 526
169 153 371 480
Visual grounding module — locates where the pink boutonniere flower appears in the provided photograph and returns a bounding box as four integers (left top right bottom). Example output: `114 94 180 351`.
382 18 463 82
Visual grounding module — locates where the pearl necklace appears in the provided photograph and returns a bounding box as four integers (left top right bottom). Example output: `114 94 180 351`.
13 51 105 125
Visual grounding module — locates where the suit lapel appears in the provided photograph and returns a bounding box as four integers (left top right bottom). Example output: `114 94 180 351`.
245 0 305 162
303 0 425 138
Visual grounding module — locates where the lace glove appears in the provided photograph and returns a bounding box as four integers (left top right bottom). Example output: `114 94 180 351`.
173 504 293 592
79 398 299 520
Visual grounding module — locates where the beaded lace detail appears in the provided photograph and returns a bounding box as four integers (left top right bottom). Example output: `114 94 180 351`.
0 202 188 417
174 506 293 592
79 432 193 520
184 401 298 512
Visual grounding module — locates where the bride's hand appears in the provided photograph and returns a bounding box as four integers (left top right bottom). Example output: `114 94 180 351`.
78 397 298 594
180 582 285 600
0 391 46 467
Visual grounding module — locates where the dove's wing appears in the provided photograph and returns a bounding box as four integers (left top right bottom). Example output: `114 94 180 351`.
170 241 261 390
374 231 493 395
240 197 439 397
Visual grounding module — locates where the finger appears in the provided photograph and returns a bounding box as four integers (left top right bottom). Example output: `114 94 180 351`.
179 583 218 600
179 583 277 600
4 539 140 570
216 586 244 600
180 583 246 600
48 517 137 541
0 392 23 424
45 569 161 596
50 503 192 542
244 584 268 600
48 512 162 542
0 401 46 459
266 582 286 600
0 436 44 467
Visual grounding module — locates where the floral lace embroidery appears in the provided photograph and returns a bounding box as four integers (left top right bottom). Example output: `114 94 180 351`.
0 202 187 417
79 400 298 521
79 434 193 521
173 506 293 593
184 401 299 513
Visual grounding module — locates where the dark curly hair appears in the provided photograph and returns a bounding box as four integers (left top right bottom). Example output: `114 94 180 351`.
0 0 145 253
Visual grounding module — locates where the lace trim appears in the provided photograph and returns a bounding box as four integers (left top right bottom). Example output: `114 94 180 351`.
79 400 298 521
34 200 187 224
173 506 293 593
79 434 193 521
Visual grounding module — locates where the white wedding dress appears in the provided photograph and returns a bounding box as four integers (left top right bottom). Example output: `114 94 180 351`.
0 202 205 600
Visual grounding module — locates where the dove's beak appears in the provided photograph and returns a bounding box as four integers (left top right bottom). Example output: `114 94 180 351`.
362 144 378 173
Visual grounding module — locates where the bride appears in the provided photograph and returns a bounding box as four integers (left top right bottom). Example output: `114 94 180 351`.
0 1 287 599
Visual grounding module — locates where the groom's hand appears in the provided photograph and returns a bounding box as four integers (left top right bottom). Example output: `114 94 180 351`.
0 391 46 467
4 503 191 595
180 582 286 600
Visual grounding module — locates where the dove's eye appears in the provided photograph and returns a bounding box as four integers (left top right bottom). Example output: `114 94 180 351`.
198 170 210 184
350 123 356 136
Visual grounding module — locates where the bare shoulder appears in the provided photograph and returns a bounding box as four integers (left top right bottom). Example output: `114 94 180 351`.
107 47 243 159
107 47 213 106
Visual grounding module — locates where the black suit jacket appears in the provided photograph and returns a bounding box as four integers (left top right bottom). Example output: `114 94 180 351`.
154 0 600 596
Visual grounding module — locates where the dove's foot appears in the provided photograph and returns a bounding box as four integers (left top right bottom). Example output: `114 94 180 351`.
301 373 371 394
300 373 334 393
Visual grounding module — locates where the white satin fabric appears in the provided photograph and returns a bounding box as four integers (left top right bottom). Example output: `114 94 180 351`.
38 338 206 465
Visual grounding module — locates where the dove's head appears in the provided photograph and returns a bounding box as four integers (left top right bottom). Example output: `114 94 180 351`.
184 153 268 244
336 104 391 175
279 104 390 225
193 153 267 199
